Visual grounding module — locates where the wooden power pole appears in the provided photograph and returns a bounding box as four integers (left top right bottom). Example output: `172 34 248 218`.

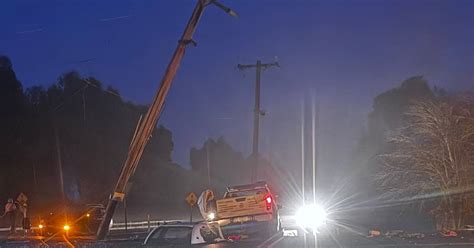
238 60 279 182
96 0 237 240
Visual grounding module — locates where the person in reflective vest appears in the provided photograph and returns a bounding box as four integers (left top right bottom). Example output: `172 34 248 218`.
4 199 17 233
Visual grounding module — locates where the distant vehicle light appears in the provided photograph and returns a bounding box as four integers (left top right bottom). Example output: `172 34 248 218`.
295 204 327 230
208 212 216 220
38 224 44 229
86 213 90 218
266 196 272 204
63 224 70 231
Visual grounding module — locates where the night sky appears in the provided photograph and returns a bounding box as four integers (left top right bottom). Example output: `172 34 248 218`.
2 0 473 179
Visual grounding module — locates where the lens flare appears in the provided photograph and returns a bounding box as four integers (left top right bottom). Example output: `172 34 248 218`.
208 212 216 220
295 204 327 230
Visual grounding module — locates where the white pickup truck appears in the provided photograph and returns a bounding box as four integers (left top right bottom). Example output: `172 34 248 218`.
209 181 281 238
143 222 226 247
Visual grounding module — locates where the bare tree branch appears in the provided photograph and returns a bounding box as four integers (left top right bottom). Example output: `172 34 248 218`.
376 94 474 230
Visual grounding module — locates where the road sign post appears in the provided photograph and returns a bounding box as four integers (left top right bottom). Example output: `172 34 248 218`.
190 206 193 222
185 192 198 222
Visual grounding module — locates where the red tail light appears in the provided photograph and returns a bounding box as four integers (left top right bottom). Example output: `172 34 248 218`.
264 194 272 210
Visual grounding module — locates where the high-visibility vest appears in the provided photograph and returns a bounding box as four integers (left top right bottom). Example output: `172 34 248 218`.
5 202 16 213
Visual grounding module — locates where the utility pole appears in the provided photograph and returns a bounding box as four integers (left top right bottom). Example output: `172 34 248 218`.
206 140 211 187
96 0 237 240
238 60 279 182
301 100 305 205
53 119 65 201
312 99 317 204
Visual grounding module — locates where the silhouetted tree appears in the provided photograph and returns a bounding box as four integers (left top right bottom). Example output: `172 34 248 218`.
0 55 26 203
352 76 437 229
0 57 185 217
190 137 248 188
356 76 435 187
377 94 474 230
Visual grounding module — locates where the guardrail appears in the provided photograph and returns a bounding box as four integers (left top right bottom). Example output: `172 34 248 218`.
0 227 40 232
109 219 185 231
0 219 186 233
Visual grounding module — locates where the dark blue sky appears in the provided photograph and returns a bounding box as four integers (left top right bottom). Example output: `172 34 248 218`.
2 0 473 174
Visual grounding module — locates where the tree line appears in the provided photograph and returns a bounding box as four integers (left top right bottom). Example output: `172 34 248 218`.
4 53 472 229
0 55 279 220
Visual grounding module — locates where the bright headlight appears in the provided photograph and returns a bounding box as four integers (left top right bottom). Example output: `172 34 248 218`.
207 212 216 221
295 204 327 230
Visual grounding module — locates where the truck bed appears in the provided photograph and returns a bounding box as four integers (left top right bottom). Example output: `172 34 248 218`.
216 195 269 219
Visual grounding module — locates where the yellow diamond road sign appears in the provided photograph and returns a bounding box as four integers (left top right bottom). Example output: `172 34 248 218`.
17 193 28 204
185 192 197 207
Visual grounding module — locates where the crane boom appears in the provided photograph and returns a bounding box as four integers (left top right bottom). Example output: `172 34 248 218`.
96 0 236 239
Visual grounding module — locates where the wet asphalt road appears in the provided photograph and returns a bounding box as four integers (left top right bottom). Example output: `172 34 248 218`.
3 215 474 247
3 232 474 248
